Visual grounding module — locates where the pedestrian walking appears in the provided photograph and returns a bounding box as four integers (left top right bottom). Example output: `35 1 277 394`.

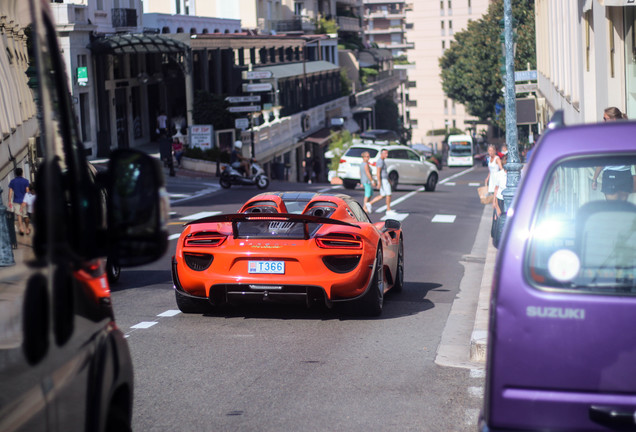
492 153 508 247
485 144 503 195
156 111 168 136
22 183 35 235
368 149 396 216
8 168 29 238
359 151 376 213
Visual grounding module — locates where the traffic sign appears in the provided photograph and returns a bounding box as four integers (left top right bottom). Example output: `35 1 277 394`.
225 95 261 103
235 118 249 129
242 83 273 92
228 105 261 113
514 70 537 82
515 83 537 93
242 70 273 80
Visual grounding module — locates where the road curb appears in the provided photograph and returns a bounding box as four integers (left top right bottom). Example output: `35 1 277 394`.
470 235 496 362
435 203 492 369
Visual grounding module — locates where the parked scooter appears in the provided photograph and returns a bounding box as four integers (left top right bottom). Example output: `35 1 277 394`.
219 160 270 189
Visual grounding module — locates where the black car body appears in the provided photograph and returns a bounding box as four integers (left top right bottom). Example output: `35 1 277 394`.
0 1 168 430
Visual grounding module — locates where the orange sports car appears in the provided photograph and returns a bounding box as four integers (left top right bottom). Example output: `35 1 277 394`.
172 192 404 316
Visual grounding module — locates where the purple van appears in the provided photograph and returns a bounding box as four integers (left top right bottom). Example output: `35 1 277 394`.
480 115 636 431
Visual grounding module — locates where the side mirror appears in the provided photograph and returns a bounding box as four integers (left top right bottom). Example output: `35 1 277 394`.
384 219 401 230
106 149 169 267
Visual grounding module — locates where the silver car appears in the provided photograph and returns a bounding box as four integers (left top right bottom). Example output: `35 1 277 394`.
337 143 439 192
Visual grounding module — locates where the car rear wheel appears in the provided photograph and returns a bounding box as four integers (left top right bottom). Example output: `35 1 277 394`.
175 290 214 314
392 238 404 293
389 171 399 192
106 257 120 284
424 172 438 192
351 245 384 316
343 179 357 190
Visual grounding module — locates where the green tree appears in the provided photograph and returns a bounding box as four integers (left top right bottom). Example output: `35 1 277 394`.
375 97 400 133
193 90 236 130
439 0 535 128
328 130 352 171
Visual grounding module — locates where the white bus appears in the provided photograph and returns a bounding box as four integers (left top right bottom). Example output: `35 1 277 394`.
447 134 474 167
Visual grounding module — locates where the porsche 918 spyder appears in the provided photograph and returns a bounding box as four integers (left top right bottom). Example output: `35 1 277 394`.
172 192 404 316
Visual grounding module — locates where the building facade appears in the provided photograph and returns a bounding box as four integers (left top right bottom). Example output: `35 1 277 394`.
362 0 413 57
405 0 490 146
535 0 636 126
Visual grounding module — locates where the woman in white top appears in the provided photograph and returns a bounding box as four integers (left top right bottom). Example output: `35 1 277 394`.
485 144 504 194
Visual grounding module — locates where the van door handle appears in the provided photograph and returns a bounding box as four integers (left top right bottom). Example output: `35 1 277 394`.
589 405 636 430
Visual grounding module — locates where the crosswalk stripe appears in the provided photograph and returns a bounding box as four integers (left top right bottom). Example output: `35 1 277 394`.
432 214 456 223
179 211 222 220
381 212 409 222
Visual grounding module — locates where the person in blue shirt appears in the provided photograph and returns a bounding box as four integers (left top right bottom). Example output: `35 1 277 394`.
8 167 29 236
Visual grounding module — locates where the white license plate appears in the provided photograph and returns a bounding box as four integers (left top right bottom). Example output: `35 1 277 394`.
248 261 285 274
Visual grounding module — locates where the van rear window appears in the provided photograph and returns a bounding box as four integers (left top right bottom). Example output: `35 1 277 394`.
527 156 636 294
344 148 379 158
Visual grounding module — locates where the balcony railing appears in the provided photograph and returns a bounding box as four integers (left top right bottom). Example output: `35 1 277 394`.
112 8 137 28
336 16 361 32
273 19 302 32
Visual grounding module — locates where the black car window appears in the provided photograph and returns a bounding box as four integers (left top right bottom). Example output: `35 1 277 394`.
407 150 421 161
345 147 379 158
526 155 636 294
388 149 409 160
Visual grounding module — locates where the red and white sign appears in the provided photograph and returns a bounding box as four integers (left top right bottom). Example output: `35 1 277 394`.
190 125 213 149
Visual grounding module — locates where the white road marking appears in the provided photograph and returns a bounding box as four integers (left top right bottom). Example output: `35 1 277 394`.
381 212 409 222
439 166 476 183
318 185 342 192
180 211 222 220
468 182 481 187
432 214 456 223
169 193 190 198
468 387 484 398
131 321 158 329
170 185 221 205
157 310 181 317
445 182 456 186
470 368 485 378
168 233 181 241
464 408 481 426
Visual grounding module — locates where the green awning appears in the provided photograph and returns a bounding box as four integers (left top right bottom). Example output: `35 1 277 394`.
89 34 188 55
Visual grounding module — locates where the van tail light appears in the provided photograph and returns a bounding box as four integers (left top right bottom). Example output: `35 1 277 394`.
185 231 227 247
315 233 363 249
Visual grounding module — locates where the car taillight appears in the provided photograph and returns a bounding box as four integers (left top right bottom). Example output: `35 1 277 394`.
370 161 376 166
340 158 347 164
315 233 362 249
184 231 227 247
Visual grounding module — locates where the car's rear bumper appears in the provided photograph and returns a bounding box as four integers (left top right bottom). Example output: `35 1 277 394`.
172 256 376 308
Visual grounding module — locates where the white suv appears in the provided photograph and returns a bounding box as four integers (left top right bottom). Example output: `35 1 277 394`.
337 143 439 192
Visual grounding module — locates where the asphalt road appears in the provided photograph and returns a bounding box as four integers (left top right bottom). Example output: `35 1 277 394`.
110 165 490 431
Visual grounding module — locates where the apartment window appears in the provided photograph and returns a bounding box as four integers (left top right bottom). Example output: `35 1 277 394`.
77 54 87 68
444 99 448 114
441 21 445 36
442 40 446 51
79 93 91 142
448 0 452 9
585 10 591 72
96 0 103 10
609 19 615 78
440 0 444 16
294 1 304 16
449 20 453 35
407 81 416 88
175 0 181 14
410 119 418 127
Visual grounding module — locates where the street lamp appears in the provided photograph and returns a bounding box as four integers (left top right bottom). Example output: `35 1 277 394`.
497 0 521 245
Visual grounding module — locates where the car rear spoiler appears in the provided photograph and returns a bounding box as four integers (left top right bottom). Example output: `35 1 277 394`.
185 213 361 240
